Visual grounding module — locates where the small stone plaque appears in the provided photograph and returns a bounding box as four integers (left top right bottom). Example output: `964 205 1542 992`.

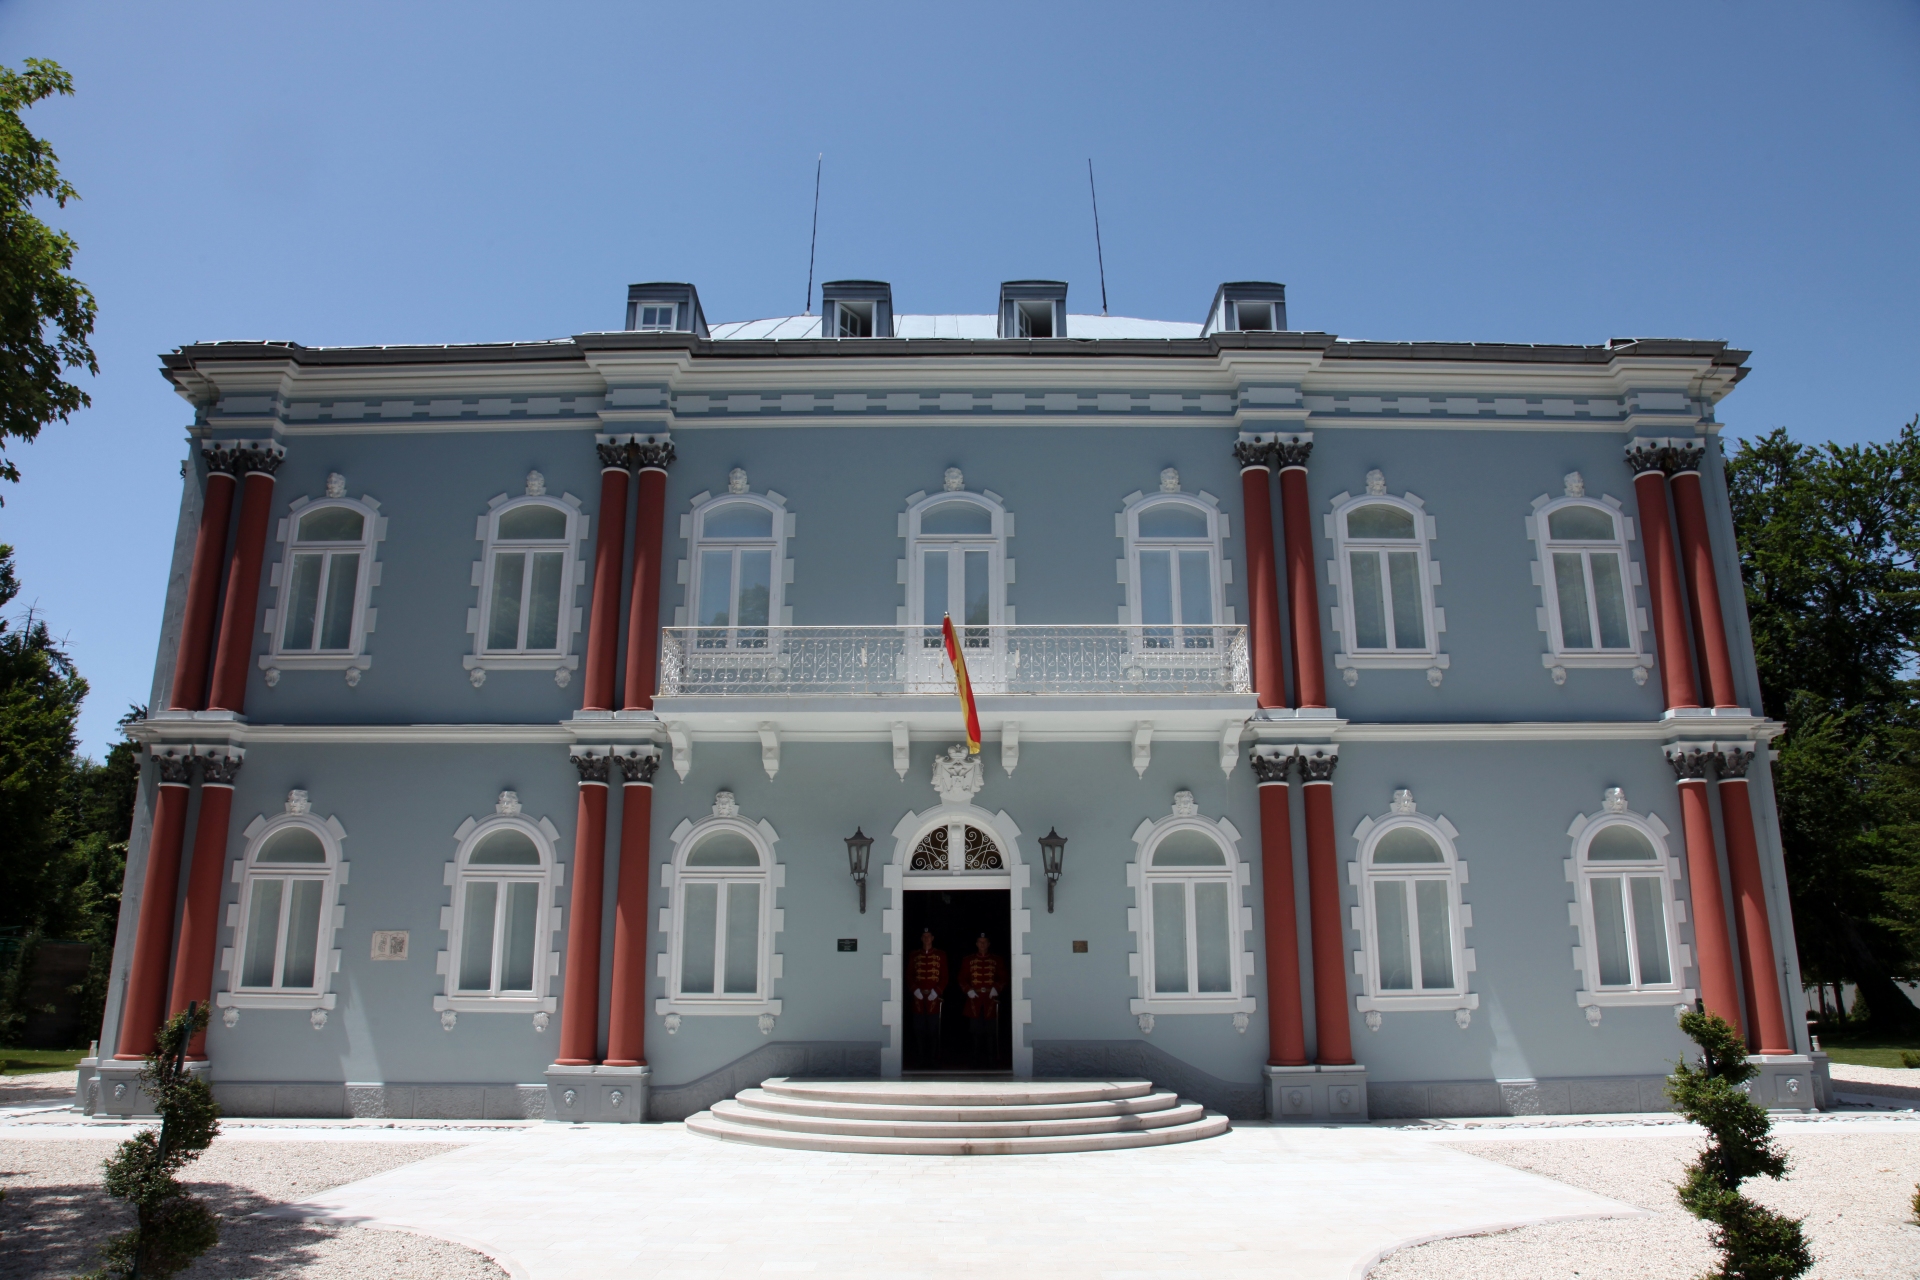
837 938 858 952
1072 940 1089 953
371 931 409 961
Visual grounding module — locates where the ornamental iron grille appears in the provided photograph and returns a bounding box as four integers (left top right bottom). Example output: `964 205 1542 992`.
910 822 1005 874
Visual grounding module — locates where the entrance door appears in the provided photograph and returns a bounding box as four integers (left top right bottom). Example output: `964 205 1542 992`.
901 888 1012 1072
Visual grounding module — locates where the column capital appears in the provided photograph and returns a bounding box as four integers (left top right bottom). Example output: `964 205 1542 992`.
150 747 196 785
197 750 244 785
1249 746 1297 784
570 750 614 784
596 432 676 472
1272 437 1313 469
1712 743 1755 779
1665 744 1715 781
1666 440 1706 474
616 750 661 784
1625 437 1706 477
1232 439 1273 470
204 438 286 478
1299 746 1339 783
1624 438 1671 476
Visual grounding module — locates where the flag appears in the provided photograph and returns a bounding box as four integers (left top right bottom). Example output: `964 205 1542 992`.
941 614 982 755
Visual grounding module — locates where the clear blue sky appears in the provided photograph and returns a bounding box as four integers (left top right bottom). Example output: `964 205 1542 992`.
2 1 1916 756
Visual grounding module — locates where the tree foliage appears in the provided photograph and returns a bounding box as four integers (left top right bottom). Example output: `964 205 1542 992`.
1727 421 1920 1033
0 58 96 491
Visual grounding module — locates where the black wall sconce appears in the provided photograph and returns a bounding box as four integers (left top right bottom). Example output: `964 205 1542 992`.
844 827 874 913
1039 827 1067 912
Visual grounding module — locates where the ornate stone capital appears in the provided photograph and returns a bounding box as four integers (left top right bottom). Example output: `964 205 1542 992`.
616 750 661 784
199 753 243 785
151 748 195 785
1665 745 1715 781
1272 438 1313 469
570 751 613 784
233 444 285 477
1231 439 1273 469
595 440 631 470
1624 439 1670 476
633 434 675 470
1299 748 1339 783
1667 440 1706 474
1713 744 1755 779
1248 747 1295 784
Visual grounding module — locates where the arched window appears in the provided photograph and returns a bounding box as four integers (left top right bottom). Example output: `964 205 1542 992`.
1124 488 1225 651
465 473 586 688
661 793 782 1022
905 486 1007 651
1330 473 1446 684
1569 792 1688 1011
1528 479 1650 684
219 791 346 1024
264 482 384 686
688 492 786 650
435 792 562 1024
1354 792 1475 1020
1126 793 1255 1025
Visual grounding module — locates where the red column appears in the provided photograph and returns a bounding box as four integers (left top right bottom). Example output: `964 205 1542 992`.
169 463 238 711
1717 753 1791 1053
1276 443 1327 709
208 456 282 714
1235 445 1286 710
1255 760 1307 1066
556 758 611 1065
1300 753 1354 1066
116 755 194 1060
1627 447 1699 711
604 754 659 1067
1671 749 1742 1032
581 459 631 712
622 443 674 710
168 756 238 1060
1668 459 1740 710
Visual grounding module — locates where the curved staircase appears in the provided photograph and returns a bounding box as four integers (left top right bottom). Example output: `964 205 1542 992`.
685 1077 1228 1155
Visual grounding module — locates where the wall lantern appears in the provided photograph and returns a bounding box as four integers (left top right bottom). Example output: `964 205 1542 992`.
1039 827 1068 913
844 827 874 913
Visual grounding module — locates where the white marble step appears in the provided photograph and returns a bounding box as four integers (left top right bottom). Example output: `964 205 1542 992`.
711 1096 1208 1139
685 1107 1230 1155
756 1077 1153 1107
732 1085 1182 1124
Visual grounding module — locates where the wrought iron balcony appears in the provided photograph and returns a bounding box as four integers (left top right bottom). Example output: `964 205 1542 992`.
657 625 1251 698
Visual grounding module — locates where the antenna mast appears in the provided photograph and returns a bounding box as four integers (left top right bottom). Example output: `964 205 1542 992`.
804 154 822 316
1087 159 1109 316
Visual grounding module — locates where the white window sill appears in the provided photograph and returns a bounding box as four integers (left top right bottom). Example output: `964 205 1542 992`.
433 994 557 1014
1576 988 1694 1008
1541 653 1651 669
463 654 579 672
1334 653 1449 670
654 998 783 1017
1356 992 1479 1013
260 654 371 672
216 991 336 1011
1130 996 1255 1016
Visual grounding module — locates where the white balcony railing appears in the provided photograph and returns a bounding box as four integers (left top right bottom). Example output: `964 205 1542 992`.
658 625 1251 697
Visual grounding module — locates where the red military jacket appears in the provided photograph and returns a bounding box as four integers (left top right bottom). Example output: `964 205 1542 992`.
907 947 949 1014
960 952 1007 1020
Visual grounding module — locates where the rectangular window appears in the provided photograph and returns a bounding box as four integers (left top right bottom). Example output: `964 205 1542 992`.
1015 300 1053 338
1151 881 1189 994
1554 549 1632 652
1140 549 1216 650
1151 878 1234 998
239 877 324 990
281 551 361 653
1554 551 1594 649
1630 876 1671 985
963 549 989 646
1374 880 1413 990
1193 881 1232 993
486 555 526 650
1349 549 1427 651
1234 301 1274 331
922 548 948 648
1590 554 1631 649
487 551 564 653
723 882 761 994
1140 549 1173 646
499 882 539 992
241 880 284 988
281 880 324 988
680 882 718 995
635 303 676 330
1592 876 1632 986
679 880 760 999
696 548 773 649
1414 879 1453 990
457 882 499 992
836 302 873 337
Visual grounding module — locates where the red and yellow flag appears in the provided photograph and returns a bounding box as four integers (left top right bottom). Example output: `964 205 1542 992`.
941 615 982 755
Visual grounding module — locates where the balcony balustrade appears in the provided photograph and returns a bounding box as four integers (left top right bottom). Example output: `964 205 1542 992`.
657 625 1251 698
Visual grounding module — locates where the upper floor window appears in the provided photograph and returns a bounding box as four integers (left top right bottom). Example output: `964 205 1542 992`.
1330 472 1447 685
1124 481 1225 651
689 485 786 650
1354 792 1476 1021
1126 792 1255 1024
465 473 586 687
1529 476 1650 684
835 300 875 337
632 302 677 330
1568 791 1687 1010
905 479 1007 650
660 792 783 1021
264 478 384 687
219 790 347 1021
435 792 562 1024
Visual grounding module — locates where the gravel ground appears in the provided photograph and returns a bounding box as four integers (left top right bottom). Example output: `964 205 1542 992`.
1830 1062 1920 1096
1369 1129 1920 1279
0 1072 76 1109
0 1135 507 1280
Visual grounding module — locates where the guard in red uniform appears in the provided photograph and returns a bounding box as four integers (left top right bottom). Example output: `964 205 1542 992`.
907 928 949 1061
960 933 1007 1066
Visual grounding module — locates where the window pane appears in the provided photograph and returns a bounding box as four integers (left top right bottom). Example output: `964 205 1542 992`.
697 549 734 640
1151 830 1226 867
458 882 498 991
497 505 567 540
963 550 990 633
723 882 761 994
1346 504 1416 539
1349 552 1388 649
1590 553 1631 649
687 831 761 867
258 826 327 863
1588 824 1657 861
525 551 564 650
1553 552 1594 648
1178 551 1214 627
471 828 541 865
1193 881 1233 993
1373 827 1443 864
1414 880 1454 990
1548 505 1616 540
500 882 539 991
736 550 772 634
1151 882 1189 994
241 879 284 988
282 553 323 651
680 882 718 995
1138 504 1208 538
487 553 525 650
919 502 992 534
1373 881 1413 990
922 548 948 637
1591 876 1632 986
319 552 359 650
1630 877 1671 985
282 879 324 988
297 506 364 541
702 503 774 538
1139 549 1173 646
1387 551 1425 649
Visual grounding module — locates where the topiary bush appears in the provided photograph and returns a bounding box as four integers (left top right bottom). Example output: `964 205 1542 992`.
85 1003 221 1279
1668 1005 1812 1280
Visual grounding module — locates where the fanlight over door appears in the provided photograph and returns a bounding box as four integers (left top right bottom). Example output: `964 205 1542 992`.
907 821 1007 878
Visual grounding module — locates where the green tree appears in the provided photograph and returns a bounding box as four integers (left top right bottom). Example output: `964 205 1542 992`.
0 58 96 492
1727 421 1920 1034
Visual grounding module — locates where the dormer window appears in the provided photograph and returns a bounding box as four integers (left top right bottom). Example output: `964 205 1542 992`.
835 301 874 337
1014 300 1053 338
633 303 677 331
999 281 1067 339
1232 301 1275 331
1202 282 1288 336
819 281 893 339
623 282 708 336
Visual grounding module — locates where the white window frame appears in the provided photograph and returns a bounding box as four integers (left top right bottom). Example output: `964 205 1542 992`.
833 299 877 337
1117 485 1234 657
1125 793 1256 1021
1566 794 1694 1011
899 485 1012 669
1350 793 1477 1018
217 795 347 1017
261 488 386 686
1527 487 1652 685
632 301 678 331
434 796 563 1020
463 480 587 688
656 796 784 1022
1326 476 1448 685
677 488 794 649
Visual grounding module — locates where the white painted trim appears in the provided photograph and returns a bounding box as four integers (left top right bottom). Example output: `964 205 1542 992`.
467 488 588 683
220 805 348 1014
655 807 784 1019
433 806 564 1016
681 486 793 653
1351 794 1474 1017
1328 481 1447 682
1565 797 1690 1005
1117 487 1229 656
1125 799 1256 1022
1526 492 1653 680
261 492 385 683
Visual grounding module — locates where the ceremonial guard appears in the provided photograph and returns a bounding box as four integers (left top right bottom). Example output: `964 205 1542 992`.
907 928 949 1061
959 933 1008 1067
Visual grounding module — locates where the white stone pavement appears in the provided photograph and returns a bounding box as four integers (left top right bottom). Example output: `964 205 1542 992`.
285 1120 1642 1280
